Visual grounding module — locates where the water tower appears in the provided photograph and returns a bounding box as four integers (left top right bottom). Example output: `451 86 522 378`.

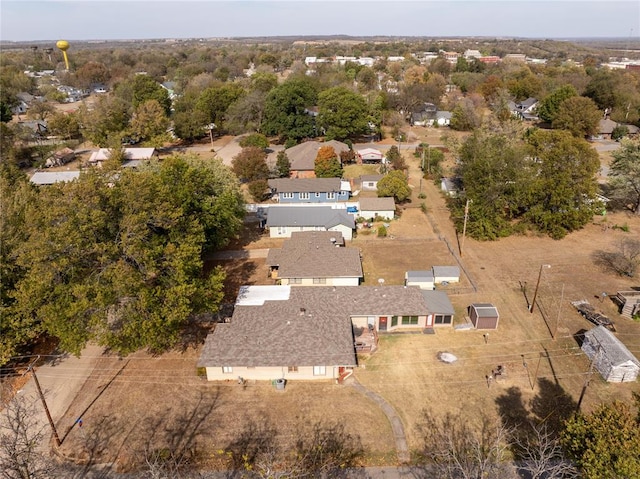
56 40 70 70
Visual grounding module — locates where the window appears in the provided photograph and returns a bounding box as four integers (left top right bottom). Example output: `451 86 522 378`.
313 278 327 284
282 192 294 199
315 192 321 198
277 226 287 235
434 314 452 325
222 366 233 374
327 192 335 199
299 192 309 200
401 315 419 325
288 366 299 373
313 366 326 376
366 182 375 188
289 278 302 284
391 316 398 327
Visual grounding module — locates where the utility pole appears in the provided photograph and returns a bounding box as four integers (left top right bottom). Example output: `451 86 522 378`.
460 198 470 257
529 264 551 314
28 361 61 447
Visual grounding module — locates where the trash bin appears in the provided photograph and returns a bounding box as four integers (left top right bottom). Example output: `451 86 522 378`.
275 378 285 390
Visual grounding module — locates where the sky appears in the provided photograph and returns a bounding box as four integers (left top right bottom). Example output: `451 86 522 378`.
1 1 639 42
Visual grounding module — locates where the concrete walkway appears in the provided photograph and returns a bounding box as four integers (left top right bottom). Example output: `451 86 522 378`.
350 378 410 464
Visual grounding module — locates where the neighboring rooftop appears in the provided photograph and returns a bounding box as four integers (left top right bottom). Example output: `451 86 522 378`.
268 177 348 193
266 231 362 279
359 197 396 212
421 290 455 315
88 147 156 163
266 206 355 229
30 171 81 185
286 140 350 172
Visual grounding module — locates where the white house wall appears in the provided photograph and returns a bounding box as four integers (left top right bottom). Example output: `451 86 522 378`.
205 365 339 381
359 209 394 220
269 225 352 240
405 280 435 290
329 225 353 240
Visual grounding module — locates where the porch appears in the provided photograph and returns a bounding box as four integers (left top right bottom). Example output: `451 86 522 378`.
354 325 379 353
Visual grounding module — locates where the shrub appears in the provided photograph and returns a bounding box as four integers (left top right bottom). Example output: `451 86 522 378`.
377 225 388 237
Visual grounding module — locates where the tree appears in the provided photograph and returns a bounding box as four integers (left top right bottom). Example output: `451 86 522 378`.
248 179 269 202
609 138 640 214
239 133 269 149
377 170 411 202
515 423 579 479
78 95 131 146
552 96 601 138
317 86 371 140
1 101 12 123
262 78 318 140
415 409 511 479
593 238 640 277
46 111 81 140
26 101 55 121
196 83 245 129
537 85 578 123
524 130 600 239
225 89 269 134
172 109 208 142
74 61 110 89
8 155 244 355
275 150 290 178
232 146 269 182
562 399 640 479
611 124 629 141
115 73 171 115
0 397 59 479
314 146 342 178
450 99 482 131
386 145 406 170
130 99 170 144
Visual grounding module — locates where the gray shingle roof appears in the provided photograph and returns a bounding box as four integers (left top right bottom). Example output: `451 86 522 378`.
266 231 361 279
406 270 434 282
266 206 355 229
198 286 429 368
359 197 395 212
421 290 455 315
471 303 499 318
433 266 460 278
268 177 342 194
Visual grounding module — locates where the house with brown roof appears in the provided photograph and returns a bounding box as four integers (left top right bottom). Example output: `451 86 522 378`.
197 285 432 381
286 140 350 178
266 231 362 286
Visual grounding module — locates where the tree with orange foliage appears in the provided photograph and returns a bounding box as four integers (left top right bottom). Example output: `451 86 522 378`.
314 146 343 178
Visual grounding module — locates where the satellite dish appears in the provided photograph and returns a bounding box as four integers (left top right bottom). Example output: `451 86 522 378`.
378 278 385 286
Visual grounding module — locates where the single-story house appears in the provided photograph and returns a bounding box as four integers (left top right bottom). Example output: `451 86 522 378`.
509 98 539 121
405 270 435 290
356 148 384 164
265 206 356 240
597 118 617 140
18 120 48 137
267 177 350 203
358 197 395 220
266 231 362 286
286 140 350 179
433 266 460 284
581 326 640 383
358 174 384 192
197 285 432 381
45 147 75 168
433 111 452 126
469 303 499 330
422 290 455 326
30 171 81 185
88 147 157 167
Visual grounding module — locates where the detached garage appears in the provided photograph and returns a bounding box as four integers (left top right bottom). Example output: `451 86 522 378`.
405 271 435 290
469 303 499 330
582 326 640 383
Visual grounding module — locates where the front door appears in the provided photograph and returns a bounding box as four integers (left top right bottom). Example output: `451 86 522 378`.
379 316 388 331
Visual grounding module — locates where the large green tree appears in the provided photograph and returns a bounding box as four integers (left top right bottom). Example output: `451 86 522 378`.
609 137 640 215
115 74 171 115
262 78 318 141
232 147 269 182
78 96 131 146
130 99 170 144
562 398 640 479
317 86 370 141
377 170 411 202
196 83 246 129
552 96 601 138
524 130 600 239
6 155 244 356
536 85 578 123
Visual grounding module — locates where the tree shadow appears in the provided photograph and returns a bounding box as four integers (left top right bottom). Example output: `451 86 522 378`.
207 258 259 302
529 377 577 436
224 418 280 474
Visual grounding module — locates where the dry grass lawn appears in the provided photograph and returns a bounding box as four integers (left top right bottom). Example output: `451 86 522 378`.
55 133 640 470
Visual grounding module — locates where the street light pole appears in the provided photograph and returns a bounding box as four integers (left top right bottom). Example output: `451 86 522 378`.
529 264 551 314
